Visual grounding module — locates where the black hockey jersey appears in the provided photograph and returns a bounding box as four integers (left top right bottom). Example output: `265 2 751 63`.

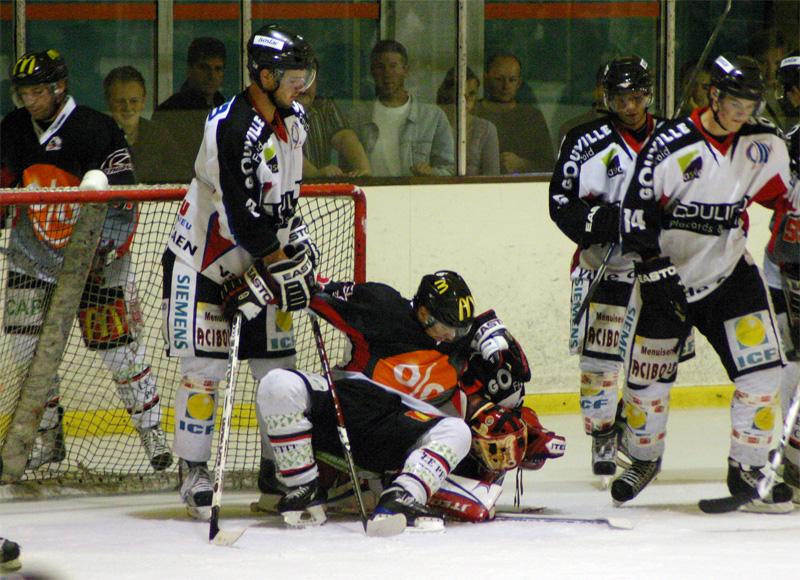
0 96 135 280
550 114 661 273
622 108 791 301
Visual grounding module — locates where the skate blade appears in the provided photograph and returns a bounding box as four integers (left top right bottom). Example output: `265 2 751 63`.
366 514 407 537
187 505 212 521
250 493 281 513
598 476 612 490
406 517 445 533
739 499 795 514
282 504 327 527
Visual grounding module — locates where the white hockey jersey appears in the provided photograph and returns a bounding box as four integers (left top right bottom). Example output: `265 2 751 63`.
550 114 661 273
622 108 791 302
166 88 308 284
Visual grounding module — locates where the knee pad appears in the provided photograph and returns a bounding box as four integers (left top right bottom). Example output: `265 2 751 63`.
579 364 620 434
621 382 671 461
173 376 218 462
730 369 781 465
99 344 160 424
256 369 314 419
248 355 297 382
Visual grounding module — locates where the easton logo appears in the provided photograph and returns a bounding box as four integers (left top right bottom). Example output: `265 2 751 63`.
746 141 771 164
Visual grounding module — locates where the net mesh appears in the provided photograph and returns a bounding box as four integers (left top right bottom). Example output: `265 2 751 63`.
0 184 365 495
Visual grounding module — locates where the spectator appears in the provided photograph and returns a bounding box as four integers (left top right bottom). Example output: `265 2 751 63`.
298 62 371 177
152 37 227 183
774 51 800 131
748 28 788 126
436 66 499 176
349 39 454 177
103 66 172 183
474 53 554 174
558 64 607 145
677 59 712 116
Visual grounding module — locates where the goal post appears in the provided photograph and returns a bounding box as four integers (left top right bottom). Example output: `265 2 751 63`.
0 184 365 495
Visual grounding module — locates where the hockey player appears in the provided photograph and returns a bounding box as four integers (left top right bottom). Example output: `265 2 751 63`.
0 537 21 572
549 56 664 482
245 270 563 532
161 24 318 520
0 50 172 474
618 54 795 512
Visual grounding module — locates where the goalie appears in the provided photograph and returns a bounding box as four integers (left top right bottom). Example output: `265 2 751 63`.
223 269 564 533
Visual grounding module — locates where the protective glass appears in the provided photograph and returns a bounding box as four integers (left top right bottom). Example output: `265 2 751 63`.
421 312 472 340
280 65 317 93
606 89 652 113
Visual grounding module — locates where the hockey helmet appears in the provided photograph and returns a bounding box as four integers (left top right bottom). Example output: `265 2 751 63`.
413 270 475 338
247 24 316 88
469 403 527 471
10 50 68 87
710 54 765 102
777 52 800 98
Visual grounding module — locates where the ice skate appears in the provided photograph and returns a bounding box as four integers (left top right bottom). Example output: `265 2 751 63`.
367 486 444 537
250 457 288 513
591 429 617 487
727 459 794 514
277 479 327 527
783 460 800 505
137 425 173 471
1 537 21 572
26 405 67 470
611 457 661 505
179 459 213 521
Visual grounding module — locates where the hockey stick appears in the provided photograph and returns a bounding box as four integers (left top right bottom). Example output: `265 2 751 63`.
308 313 370 531
698 381 800 514
572 243 615 325
209 312 246 546
494 510 633 530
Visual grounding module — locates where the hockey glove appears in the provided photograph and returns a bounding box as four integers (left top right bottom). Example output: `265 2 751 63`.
518 407 566 471
470 316 510 365
635 257 688 325
268 252 317 312
582 203 620 248
221 260 275 321
287 216 321 269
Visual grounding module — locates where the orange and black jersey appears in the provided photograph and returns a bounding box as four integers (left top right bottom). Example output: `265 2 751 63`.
311 281 472 407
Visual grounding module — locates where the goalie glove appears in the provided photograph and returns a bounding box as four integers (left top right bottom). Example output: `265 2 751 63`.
635 257 688 325
287 216 321 268
517 407 566 471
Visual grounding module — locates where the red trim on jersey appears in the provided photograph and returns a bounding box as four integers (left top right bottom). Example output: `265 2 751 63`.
751 174 789 210
310 295 372 372
201 212 235 272
691 108 736 156
271 112 289 143
613 113 654 154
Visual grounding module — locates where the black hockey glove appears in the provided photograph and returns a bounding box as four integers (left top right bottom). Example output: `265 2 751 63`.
470 316 512 366
635 257 688 324
268 252 317 312
287 216 321 269
221 260 276 321
582 203 620 248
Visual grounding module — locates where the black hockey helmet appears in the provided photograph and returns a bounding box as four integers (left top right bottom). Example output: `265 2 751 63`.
10 49 68 87
247 24 315 86
602 55 653 111
710 54 765 102
778 52 800 94
413 270 475 336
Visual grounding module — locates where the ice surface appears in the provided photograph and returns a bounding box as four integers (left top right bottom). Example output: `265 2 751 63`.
2 408 797 580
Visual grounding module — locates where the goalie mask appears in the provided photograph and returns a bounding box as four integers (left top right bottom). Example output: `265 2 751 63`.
414 270 475 340
469 403 527 471
602 55 653 113
247 24 316 92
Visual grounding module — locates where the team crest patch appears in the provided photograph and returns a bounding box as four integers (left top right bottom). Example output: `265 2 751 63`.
746 141 771 164
602 148 623 178
45 136 62 151
677 151 702 182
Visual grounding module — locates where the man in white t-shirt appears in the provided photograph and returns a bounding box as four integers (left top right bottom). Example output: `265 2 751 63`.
349 40 454 177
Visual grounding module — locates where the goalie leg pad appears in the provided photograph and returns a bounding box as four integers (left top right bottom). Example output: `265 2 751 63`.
578 361 620 434
429 474 504 522
620 381 671 462
99 343 161 429
258 369 318 487
729 369 781 466
173 376 218 462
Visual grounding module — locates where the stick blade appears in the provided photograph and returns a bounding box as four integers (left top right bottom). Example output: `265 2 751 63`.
211 528 246 547
366 514 407 537
698 494 751 514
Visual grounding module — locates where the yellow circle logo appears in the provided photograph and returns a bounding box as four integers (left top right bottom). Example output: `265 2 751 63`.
753 406 775 431
625 402 647 430
735 315 766 348
186 393 215 420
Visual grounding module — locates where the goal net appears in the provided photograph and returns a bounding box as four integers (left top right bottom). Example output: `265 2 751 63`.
0 184 365 496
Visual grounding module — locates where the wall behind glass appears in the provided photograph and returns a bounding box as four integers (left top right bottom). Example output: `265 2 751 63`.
0 0 14 116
